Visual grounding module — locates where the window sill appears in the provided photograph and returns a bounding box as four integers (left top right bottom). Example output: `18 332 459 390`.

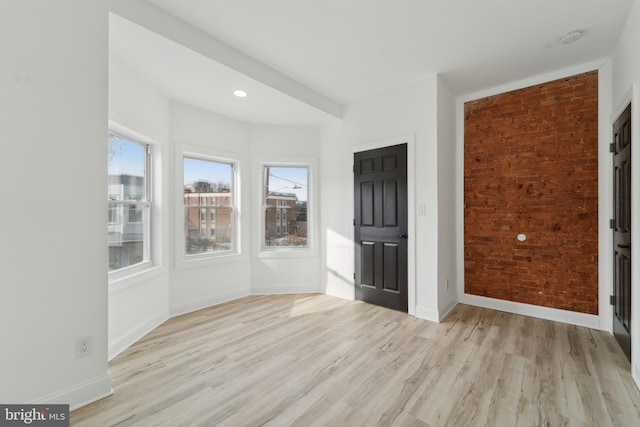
176 250 247 269
258 247 318 259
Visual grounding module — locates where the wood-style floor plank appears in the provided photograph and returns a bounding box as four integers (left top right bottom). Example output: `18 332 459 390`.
71 294 640 426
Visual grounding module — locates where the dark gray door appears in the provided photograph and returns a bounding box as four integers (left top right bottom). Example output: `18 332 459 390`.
613 103 632 362
354 144 408 312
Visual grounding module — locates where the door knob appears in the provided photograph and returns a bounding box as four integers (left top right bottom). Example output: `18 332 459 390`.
399 234 408 239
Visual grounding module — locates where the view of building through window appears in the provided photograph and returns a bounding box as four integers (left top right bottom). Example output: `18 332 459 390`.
263 166 308 248
108 133 150 272
183 157 234 255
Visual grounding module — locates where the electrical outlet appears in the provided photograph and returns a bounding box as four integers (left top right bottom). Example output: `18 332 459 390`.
76 336 93 358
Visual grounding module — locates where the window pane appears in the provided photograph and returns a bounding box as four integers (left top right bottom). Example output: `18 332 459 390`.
264 166 308 248
184 157 234 256
129 204 142 223
108 203 148 271
108 134 146 201
184 207 232 254
108 132 150 273
184 157 232 193
108 204 120 224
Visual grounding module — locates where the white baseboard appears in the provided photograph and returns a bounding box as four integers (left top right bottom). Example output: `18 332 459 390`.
415 306 440 322
460 293 601 329
415 299 458 323
251 284 321 295
633 363 640 392
169 289 250 317
32 373 113 411
109 310 169 361
438 299 458 321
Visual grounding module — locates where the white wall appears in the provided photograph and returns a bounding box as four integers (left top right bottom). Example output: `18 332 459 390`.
322 76 443 320
169 102 252 316
609 0 640 387
598 61 614 334
321 118 358 300
611 2 640 111
0 1 112 408
249 125 322 294
436 77 458 317
108 53 171 359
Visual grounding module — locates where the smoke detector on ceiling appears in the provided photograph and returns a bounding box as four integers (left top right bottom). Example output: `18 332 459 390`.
560 31 582 45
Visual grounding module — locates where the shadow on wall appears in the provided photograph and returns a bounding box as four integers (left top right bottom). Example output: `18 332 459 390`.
326 229 355 299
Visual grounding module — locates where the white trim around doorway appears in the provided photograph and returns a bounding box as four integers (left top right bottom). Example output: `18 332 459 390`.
351 134 416 316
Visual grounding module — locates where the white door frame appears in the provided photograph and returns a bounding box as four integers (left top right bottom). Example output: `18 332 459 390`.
351 134 416 316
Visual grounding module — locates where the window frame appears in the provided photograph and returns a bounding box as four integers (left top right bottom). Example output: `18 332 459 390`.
177 148 242 267
258 160 317 258
107 130 153 281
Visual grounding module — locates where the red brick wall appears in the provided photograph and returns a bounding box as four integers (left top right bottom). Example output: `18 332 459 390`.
464 71 599 314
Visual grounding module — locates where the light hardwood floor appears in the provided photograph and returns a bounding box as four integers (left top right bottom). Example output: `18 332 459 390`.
71 294 640 426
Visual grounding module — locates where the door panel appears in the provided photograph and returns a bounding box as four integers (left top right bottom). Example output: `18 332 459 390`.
383 243 399 292
354 144 408 312
613 103 632 362
383 180 398 226
361 182 375 226
361 241 375 286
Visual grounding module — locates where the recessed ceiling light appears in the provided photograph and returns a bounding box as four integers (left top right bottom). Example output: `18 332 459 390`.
560 30 582 45
233 90 248 98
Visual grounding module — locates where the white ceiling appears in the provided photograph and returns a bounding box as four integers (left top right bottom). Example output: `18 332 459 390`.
110 0 636 125
110 14 336 126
